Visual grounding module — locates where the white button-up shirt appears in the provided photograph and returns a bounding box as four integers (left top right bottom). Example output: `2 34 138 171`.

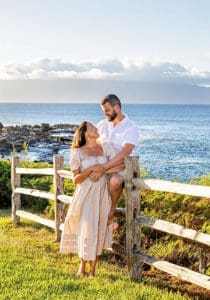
97 114 139 154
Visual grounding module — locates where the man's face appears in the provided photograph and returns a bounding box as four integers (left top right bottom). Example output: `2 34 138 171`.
101 103 117 122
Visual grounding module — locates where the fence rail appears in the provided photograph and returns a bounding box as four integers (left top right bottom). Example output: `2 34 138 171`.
124 156 210 290
135 215 210 246
11 156 71 239
134 178 210 198
11 155 210 290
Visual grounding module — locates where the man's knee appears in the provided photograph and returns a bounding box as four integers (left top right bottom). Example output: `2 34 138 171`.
109 174 123 190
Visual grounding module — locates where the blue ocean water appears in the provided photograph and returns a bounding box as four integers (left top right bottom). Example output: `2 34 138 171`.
0 103 210 182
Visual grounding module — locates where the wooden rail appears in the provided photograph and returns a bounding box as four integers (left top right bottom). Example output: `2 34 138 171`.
11 155 73 241
133 178 210 198
125 156 210 290
135 215 210 246
134 252 210 290
11 155 210 290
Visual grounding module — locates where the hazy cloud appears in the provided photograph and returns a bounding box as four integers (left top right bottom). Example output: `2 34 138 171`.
1 58 210 87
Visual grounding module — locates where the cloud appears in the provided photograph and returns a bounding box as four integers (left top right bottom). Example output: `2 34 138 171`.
1 57 210 87
197 83 210 88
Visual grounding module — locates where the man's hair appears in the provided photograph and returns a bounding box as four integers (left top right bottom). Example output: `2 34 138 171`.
101 94 121 109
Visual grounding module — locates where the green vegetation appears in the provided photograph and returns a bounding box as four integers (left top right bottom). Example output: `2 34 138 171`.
0 159 75 212
0 158 209 298
141 175 210 231
0 159 11 208
138 175 210 274
0 211 197 300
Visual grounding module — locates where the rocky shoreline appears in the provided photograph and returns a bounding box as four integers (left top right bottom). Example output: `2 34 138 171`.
0 122 77 161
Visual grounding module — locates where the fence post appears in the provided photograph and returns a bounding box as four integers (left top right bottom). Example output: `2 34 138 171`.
124 156 142 281
53 155 64 241
199 248 208 274
11 156 21 223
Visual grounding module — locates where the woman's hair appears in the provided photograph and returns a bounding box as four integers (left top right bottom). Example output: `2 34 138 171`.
71 121 87 149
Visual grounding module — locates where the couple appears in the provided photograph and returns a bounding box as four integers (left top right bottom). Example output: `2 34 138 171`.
60 94 138 277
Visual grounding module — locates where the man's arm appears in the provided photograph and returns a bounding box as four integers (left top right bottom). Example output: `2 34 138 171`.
103 143 134 170
90 143 134 173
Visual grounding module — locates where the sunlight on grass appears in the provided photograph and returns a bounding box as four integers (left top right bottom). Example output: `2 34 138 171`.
0 212 199 300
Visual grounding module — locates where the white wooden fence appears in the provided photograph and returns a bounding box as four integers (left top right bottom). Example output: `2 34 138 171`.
11 155 72 240
11 155 210 290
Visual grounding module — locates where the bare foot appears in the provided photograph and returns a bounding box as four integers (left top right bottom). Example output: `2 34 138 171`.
107 209 115 226
89 271 95 278
89 260 96 278
107 215 119 230
112 222 119 231
76 260 86 277
76 271 85 278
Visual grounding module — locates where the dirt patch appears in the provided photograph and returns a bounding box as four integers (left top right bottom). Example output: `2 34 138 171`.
143 269 210 300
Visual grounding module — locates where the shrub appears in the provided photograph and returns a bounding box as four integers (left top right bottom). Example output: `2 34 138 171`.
45 177 76 218
0 159 11 208
0 159 53 211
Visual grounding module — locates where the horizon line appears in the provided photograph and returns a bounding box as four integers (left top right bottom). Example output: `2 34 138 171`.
0 101 209 105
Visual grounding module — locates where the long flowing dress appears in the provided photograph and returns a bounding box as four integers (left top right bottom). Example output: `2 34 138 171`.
60 142 116 260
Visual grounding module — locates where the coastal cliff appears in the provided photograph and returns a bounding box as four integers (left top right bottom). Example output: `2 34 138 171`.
0 122 77 158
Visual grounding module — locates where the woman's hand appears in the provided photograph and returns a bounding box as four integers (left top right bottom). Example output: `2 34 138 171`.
89 171 103 182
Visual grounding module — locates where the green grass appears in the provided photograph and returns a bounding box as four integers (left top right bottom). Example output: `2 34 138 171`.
0 210 198 300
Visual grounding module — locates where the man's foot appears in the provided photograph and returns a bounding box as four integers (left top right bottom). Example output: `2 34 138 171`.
112 222 119 231
107 208 115 226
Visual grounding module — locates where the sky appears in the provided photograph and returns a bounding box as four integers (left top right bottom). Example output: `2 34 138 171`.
1 0 210 103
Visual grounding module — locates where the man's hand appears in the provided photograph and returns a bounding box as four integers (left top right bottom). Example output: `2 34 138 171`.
90 164 105 173
89 171 103 182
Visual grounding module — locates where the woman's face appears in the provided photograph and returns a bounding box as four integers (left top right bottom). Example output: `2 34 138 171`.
85 122 99 139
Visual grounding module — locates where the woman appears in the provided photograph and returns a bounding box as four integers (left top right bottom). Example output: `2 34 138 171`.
60 121 124 277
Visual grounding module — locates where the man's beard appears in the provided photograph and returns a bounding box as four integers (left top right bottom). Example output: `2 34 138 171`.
107 110 117 121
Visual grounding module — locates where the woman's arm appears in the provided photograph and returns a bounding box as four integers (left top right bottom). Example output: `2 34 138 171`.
88 162 125 182
72 167 93 184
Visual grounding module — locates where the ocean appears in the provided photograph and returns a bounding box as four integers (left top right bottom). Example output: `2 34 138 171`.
0 103 210 182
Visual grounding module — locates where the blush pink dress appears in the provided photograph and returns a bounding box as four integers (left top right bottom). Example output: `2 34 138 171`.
60 142 116 260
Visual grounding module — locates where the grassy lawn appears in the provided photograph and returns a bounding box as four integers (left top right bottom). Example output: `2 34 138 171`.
0 210 203 300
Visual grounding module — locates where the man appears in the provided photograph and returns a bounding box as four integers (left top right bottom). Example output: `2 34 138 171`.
90 94 139 226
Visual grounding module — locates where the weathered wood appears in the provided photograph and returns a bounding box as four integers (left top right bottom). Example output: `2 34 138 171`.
124 156 141 281
16 210 55 229
57 169 73 179
59 222 64 231
57 194 73 204
134 252 210 290
11 157 21 223
16 167 54 175
133 178 210 198
199 248 210 274
115 207 126 218
112 242 126 256
53 155 64 241
15 187 54 200
135 215 210 246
